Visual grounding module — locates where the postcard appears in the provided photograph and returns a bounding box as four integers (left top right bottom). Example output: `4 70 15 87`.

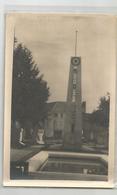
3 13 116 188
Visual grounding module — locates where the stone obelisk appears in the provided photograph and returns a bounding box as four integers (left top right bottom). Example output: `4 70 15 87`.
64 31 82 150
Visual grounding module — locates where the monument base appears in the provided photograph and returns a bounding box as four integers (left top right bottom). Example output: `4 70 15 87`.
63 132 82 151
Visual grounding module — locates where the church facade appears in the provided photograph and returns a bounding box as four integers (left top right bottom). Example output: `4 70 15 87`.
44 101 86 140
44 101 108 148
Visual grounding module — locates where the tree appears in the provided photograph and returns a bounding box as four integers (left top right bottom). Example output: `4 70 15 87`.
91 93 110 128
12 41 50 128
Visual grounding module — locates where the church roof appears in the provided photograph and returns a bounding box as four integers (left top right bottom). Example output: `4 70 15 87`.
46 101 66 114
46 101 86 114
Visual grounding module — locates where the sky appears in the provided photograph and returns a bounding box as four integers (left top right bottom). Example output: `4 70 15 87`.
14 14 116 112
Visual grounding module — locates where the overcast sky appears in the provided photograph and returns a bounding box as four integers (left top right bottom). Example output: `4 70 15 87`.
14 14 116 112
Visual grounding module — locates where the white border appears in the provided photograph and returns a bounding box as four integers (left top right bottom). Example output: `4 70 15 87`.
3 13 116 188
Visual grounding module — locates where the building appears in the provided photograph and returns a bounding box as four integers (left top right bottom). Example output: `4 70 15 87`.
44 101 108 148
44 101 85 141
44 102 66 140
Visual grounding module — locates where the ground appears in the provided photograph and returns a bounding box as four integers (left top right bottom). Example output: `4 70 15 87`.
11 145 45 162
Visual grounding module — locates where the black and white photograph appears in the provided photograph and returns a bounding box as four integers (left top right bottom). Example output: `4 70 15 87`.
3 13 116 187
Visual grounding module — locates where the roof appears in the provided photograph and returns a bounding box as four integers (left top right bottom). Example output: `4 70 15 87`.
46 101 66 114
46 101 86 114
82 112 92 121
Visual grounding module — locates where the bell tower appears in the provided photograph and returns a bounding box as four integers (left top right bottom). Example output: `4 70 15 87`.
64 31 82 149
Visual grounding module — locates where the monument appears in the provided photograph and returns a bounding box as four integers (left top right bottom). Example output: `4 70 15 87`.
64 31 82 149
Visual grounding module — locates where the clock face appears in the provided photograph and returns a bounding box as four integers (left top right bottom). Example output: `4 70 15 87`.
71 57 80 65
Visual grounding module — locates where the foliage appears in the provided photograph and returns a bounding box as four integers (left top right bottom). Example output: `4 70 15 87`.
91 93 110 128
12 40 50 127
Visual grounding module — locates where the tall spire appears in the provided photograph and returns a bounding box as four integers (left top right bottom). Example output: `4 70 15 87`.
75 30 78 56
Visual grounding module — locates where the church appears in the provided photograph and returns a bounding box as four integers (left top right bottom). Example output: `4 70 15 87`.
44 101 108 148
44 101 86 140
